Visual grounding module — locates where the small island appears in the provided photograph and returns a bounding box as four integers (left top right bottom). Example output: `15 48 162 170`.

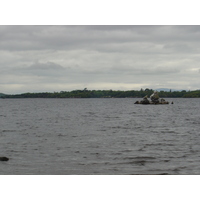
134 91 172 105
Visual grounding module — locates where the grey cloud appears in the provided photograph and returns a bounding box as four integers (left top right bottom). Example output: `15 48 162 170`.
19 61 73 79
1 25 200 94
1 25 200 53
28 61 65 71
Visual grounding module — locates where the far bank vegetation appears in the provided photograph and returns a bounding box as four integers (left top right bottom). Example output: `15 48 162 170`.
2 88 200 98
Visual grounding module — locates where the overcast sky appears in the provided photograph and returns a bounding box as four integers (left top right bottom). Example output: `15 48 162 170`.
1 25 200 94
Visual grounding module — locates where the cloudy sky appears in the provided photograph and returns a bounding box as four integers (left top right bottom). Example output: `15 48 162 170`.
1 25 200 94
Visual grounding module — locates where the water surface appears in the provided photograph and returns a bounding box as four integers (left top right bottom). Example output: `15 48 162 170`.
0 98 200 174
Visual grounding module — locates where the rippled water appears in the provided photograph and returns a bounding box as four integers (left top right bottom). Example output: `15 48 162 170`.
0 98 200 175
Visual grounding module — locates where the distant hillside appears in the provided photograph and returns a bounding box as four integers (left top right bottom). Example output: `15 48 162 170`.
0 93 5 97
2 89 200 98
155 88 185 92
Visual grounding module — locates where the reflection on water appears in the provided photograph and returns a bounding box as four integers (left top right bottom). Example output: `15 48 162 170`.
0 98 200 174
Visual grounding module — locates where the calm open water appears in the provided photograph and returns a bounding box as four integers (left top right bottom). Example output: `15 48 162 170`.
0 98 200 175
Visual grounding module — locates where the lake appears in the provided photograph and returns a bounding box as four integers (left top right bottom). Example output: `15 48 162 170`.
0 98 200 174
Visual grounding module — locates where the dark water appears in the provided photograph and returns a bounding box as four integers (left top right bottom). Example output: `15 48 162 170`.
0 98 200 175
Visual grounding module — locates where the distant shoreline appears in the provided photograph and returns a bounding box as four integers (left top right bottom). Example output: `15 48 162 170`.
1 89 200 98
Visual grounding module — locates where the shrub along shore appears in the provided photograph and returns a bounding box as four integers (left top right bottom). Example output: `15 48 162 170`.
1 88 200 98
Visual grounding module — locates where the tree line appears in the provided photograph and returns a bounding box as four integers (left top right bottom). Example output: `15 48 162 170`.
2 88 200 98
